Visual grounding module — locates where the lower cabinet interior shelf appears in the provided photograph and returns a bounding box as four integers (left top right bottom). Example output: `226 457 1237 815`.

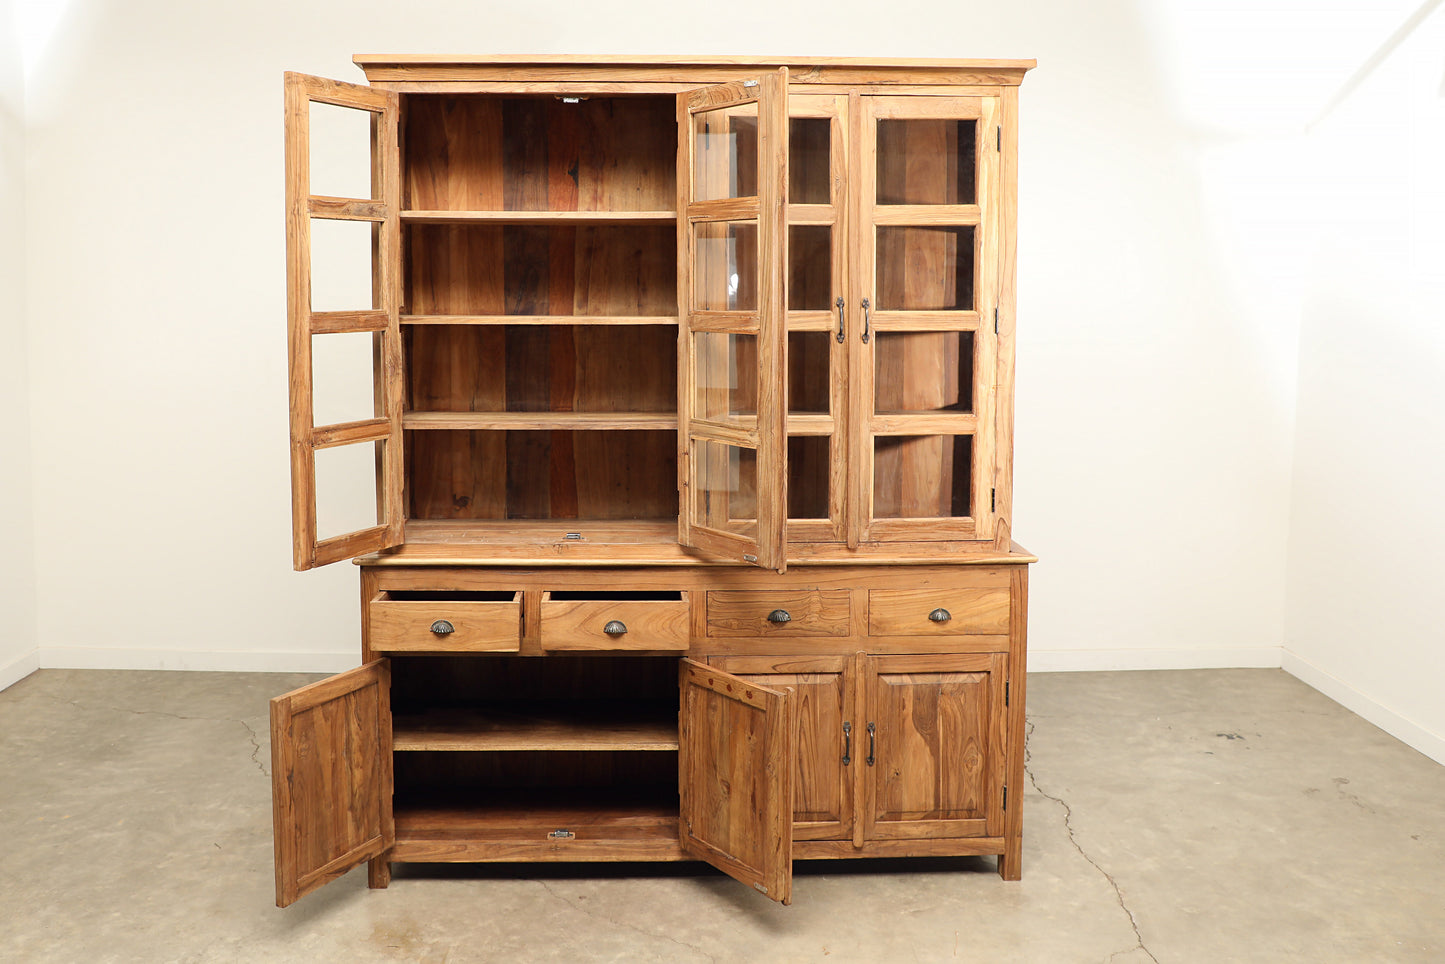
392 702 679 752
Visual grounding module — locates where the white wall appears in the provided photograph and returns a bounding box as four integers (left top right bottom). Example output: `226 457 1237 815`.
1283 10 1445 763
15 0 1300 676
0 0 39 689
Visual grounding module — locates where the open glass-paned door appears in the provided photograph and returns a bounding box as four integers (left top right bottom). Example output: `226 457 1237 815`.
855 95 1001 544
271 660 393 907
678 659 795 903
285 72 404 570
677 70 789 570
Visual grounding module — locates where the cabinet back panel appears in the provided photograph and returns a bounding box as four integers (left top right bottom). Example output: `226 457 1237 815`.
408 326 676 413
407 429 677 520
390 655 678 705
405 224 677 316
403 95 677 212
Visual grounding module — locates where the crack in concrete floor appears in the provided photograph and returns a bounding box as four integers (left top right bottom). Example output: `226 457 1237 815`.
1025 718 1160 964
37 693 271 777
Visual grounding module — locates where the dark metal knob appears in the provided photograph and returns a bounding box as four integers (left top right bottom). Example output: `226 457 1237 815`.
767 609 792 624
603 620 628 636
928 608 951 623
430 620 454 635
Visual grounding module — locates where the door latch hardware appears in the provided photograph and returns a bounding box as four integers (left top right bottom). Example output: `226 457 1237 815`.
842 721 852 766
860 298 872 343
835 296 846 343
743 80 759 88
564 532 583 540
866 721 876 766
548 829 575 839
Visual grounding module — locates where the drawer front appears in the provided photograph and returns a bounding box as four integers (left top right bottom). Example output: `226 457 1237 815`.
707 590 851 638
369 593 521 652
541 594 690 651
868 588 1009 636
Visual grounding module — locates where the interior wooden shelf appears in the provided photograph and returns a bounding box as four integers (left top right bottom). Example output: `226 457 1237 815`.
401 210 676 225
393 702 679 752
403 314 679 326
403 412 678 431
402 519 680 545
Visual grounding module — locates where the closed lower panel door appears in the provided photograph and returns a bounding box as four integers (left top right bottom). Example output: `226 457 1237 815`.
862 652 1006 841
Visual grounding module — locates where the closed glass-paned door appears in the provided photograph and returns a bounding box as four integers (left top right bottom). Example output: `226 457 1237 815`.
857 96 999 542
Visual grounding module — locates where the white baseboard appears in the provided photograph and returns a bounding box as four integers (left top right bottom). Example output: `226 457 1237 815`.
0 648 40 691
38 647 356 675
1282 649 1445 766
1029 645 1282 673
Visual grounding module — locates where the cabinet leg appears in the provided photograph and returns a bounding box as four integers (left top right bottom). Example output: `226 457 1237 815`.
998 837 1022 880
368 855 392 889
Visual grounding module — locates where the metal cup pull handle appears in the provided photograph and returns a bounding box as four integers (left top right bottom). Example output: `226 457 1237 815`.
767 609 792 624
929 608 952 623
603 620 628 636
430 620 455 635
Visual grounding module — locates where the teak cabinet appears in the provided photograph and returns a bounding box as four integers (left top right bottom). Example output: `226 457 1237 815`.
272 54 1035 909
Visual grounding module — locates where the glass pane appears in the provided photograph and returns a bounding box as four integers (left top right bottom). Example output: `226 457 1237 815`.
315 440 381 540
789 117 830 204
694 332 757 420
312 331 377 427
788 332 830 415
788 436 830 519
874 332 974 414
789 225 832 311
694 221 758 311
694 439 758 535
876 225 974 311
309 101 374 201
876 119 976 205
873 435 972 519
693 104 758 201
311 218 376 312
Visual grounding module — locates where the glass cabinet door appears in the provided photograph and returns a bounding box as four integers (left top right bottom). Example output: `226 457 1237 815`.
784 95 848 543
857 95 1000 542
677 70 789 569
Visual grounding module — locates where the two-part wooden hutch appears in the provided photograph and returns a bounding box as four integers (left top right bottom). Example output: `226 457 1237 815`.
273 54 1036 908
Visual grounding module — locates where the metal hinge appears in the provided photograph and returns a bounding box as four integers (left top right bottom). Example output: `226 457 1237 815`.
1005 680 1010 707
548 829 574 839
997 125 1002 150
1003 786 1008 811
994 306 999 334
991 488 997 513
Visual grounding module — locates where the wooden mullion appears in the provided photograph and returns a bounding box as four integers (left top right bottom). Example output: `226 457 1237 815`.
687 418 758 449
868 310 980 332
973 96 1001 538
850 92 874 546
401 209 675 224
870 413 978 435
689 311 761 333
870 204 980 226
676 87 694 549
686 197 761 222
403 411 678 431
293 71 391 110
784 310 835 331
313 417 391 449
311 309 389 334
308 196 387 220
402 314 678 326
787 203 835 223
314 525 392 567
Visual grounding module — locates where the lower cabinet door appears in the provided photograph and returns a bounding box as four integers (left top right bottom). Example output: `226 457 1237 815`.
862 653 1007 841
270 660 394 907
677 659 795 904
708 655 854 842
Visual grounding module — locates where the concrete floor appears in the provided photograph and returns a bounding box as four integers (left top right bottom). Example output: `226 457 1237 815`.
2 668 1442 963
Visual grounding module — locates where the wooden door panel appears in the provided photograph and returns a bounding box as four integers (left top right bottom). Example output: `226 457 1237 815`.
678 659 794 903
864 653 1005 840
271 660 393 906
709 655 853 841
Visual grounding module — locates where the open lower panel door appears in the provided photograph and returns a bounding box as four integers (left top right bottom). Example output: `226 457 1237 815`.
271 660 393 907
678 659 794 904
286 72 404 569
676 70 789 570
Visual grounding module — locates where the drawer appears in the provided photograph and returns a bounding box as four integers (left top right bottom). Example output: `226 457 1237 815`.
868 588 1009 636
706 590 851 637
540 591 691 652
369 591 521 652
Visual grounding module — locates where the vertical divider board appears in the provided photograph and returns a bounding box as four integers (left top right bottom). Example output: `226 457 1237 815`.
286 72 404 570
676 69 789 570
